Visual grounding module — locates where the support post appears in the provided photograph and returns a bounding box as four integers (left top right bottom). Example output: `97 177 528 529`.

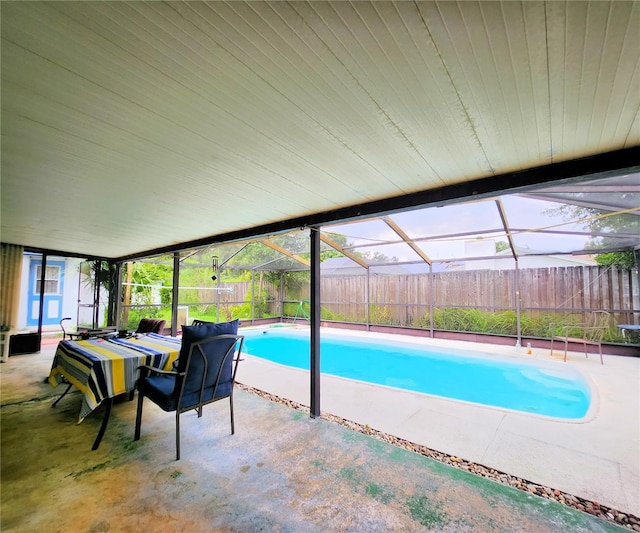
171 252 180 336
250 270 255 326
92 260 101 328
429 263 434 337
36 254 47 350
113 263 123 328
279 272 284 322
515 259 522 348
365 269 370 331
216 264 222 323
310 227 321 418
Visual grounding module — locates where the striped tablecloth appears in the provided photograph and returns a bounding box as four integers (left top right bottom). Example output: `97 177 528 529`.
48 333 181 422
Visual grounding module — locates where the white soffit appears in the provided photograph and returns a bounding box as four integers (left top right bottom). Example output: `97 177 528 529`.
1 1 638 258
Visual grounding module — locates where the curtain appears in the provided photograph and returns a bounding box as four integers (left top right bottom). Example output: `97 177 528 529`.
1 243 24 361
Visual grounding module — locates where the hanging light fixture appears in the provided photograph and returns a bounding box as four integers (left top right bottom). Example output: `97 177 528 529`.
211 256 219 281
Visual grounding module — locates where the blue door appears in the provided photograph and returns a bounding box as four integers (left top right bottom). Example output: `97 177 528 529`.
27 260 65 326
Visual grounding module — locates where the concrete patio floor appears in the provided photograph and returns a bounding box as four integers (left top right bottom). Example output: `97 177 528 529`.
1 335 637 532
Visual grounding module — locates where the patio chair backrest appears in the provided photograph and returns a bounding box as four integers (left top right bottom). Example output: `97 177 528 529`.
585 311 610 342
136 318 166 334
176 334 241 410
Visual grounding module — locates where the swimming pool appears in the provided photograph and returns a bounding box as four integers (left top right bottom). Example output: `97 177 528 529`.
241 328 591 419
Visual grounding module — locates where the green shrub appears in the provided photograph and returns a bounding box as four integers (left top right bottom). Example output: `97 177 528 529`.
369 305 398 325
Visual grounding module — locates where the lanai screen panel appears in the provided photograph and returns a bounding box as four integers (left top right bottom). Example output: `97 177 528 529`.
502 197 639 256
500 196 592 255
389 201 509 264
324 218 427 265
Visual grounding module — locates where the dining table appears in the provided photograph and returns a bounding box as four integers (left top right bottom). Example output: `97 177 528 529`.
48 332 181 450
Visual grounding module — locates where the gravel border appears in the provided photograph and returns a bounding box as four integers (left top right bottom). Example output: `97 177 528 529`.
237 382 639 531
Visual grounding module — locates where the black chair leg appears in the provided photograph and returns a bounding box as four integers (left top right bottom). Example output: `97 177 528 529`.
175 412 181 461
229 394 235 435
598 345 604 365
134 393 144 441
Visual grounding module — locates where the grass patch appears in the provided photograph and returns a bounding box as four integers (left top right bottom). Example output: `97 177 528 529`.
365 482 395 504
406 495 448 529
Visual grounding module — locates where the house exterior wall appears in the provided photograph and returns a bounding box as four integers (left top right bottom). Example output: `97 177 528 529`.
17 255 83 333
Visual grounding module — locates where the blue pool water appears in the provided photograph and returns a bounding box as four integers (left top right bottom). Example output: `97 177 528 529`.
242 329 591 419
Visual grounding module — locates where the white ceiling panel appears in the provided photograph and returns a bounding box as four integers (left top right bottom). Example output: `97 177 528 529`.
1 1 638 258
546 1 640 154
419 1 553 169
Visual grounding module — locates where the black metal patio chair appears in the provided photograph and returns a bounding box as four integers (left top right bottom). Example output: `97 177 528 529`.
134 320 242 460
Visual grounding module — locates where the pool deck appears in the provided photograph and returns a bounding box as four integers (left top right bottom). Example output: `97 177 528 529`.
236 326 640 517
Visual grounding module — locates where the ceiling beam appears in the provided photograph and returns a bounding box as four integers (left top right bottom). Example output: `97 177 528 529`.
495 199 517 260
381 216 432 265
319 233 370 269
259 239 310 268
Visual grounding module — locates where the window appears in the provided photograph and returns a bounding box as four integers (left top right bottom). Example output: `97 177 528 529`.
34 265 61 295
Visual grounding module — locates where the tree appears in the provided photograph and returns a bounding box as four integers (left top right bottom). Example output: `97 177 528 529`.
544 205 638 269
118 230 401 321
594 252 636 269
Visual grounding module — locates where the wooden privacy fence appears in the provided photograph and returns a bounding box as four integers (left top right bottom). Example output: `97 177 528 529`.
124 266 638 339
310 266 639 327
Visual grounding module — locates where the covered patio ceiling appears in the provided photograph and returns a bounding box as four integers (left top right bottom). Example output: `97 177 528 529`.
1 1 639 261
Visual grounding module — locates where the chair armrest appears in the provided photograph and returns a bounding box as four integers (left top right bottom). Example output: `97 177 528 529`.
138 364 183 378
549 322 585 336
582 326 608 341
550 321 588 329
552 325 607 342
555 322 591 336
